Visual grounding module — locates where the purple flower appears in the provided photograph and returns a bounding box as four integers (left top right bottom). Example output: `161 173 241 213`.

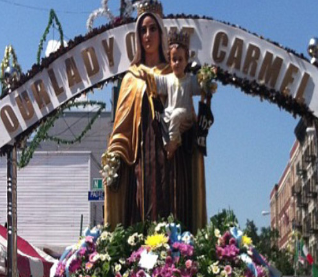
256 265 266 277
216 246 225 258
127 247 145 263
78 247 87 257
229 237 236 245
55 262 66 277
172 242 194 257
68 258 81 273
222 231 231 243
165 255 174 266
136 269 147 277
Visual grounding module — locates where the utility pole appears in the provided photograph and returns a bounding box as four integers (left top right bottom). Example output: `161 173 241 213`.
7 144 17 277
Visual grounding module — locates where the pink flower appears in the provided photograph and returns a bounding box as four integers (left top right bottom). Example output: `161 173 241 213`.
225 265 232 275
85 236 94 244
85 262 94 271
89 252 98 263
185 259 193 269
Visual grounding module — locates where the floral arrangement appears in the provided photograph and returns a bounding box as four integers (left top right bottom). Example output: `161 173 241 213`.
54 216 279 277
100 151 120 186
197 64 218 97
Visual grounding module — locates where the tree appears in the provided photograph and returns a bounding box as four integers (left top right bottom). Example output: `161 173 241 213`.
244 219 260 246
254 226 294 276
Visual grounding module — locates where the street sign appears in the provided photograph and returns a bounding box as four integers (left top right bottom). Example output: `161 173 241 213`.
88 190 104 202
92 178 103 190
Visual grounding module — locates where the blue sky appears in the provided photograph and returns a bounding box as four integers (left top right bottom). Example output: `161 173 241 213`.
0 0 317 229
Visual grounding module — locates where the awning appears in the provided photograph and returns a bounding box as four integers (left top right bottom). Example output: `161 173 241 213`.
0 225 56 277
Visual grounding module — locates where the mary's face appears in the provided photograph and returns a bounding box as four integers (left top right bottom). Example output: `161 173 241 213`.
139 15 160 55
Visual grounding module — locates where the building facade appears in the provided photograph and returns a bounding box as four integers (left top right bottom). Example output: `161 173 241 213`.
270 119 318 263
0 107 113 252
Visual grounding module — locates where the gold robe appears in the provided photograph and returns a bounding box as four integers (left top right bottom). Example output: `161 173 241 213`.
104 63 207 233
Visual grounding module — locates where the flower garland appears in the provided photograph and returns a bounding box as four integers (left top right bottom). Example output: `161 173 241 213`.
0 45 22 97
18 100 106 168
54 215 278 277
37 9 64 65
86 0 135 32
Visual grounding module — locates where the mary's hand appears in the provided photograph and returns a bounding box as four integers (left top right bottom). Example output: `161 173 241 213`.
128 68 147 81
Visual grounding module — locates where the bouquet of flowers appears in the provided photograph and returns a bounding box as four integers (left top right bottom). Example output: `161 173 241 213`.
54 215 279 277
197 64 218 97
100 151 120 187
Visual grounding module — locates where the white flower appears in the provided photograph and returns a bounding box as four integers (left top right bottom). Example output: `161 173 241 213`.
214 228 221 238
114 263 122 272
123 271 130 277
102 253 111 261
128 235 136 246
160 251 167 259
155 222 167 232
101 231 111 240
212 261 220 274
91 253 100 262
119 258 126 264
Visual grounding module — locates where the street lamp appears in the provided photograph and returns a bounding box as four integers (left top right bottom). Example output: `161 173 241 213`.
261 211 270 216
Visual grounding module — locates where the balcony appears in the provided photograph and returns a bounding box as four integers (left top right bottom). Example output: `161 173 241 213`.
292 181 302 196
296 194 309 208
309 222 318 234
306 186 318 198
303 180 318 198
305 154 316 164
296 168 307 178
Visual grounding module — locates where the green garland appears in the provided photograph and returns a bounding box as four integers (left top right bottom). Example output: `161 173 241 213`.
37 9 64 65
18 100 106 168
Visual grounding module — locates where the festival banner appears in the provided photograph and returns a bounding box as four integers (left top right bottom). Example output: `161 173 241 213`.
0 18 317 150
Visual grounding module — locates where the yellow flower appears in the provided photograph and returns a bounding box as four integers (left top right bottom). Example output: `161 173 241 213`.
242 235 252 246
145 233 169 250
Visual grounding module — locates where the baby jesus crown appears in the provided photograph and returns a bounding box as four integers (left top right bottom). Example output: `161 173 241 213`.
168 30 190 48
137 0 163 18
